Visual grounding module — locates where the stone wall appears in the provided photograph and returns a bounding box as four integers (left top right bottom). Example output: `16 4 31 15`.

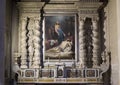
0 0 6 85
107 0 119 85
5 0 12 84
117 0 120 84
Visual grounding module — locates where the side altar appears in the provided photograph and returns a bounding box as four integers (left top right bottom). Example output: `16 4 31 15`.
12 0 110 84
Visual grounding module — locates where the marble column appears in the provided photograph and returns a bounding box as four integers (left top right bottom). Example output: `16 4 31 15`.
20 17 28 68
33 18 41 68
27 18 34 68
92 17 99 68
79 17 86 68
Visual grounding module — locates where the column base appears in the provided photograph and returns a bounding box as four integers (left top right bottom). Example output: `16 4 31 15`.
33 65 40 69
20 65 28 68
78 62 86 68
92 65 99 68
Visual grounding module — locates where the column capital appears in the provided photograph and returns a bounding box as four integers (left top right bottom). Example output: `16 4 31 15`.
79 17 86 21
92 16 99 22
21 17 27 22
34 18 40 23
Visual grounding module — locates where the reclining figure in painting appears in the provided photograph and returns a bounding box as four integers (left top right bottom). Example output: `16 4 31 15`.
45 39 74 59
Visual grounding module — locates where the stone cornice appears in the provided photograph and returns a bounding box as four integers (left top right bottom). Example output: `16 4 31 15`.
44 4 76 9
17 2 45 13
17 1 103 13
17 2 45 8
75 2 103 10
44 3 78 13
75 2 103 15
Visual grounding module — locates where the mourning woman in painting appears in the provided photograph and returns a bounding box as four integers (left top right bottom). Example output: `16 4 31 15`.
45 21 65 50
54 21 65 44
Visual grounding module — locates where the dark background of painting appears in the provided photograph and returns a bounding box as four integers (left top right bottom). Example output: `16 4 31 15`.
45 16 75 40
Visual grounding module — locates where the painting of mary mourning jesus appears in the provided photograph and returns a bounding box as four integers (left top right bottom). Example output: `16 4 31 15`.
44 15 75 59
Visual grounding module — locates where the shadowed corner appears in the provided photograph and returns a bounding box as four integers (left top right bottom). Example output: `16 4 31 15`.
103 52 111 85
39 0 50 68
